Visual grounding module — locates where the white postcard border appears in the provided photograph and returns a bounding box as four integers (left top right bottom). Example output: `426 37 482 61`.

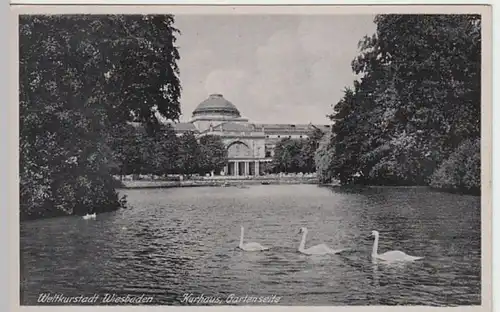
8 3 494 312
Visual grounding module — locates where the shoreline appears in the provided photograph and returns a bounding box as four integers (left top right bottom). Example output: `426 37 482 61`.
117 179 479 196
117 178 320 189
320 183 480 196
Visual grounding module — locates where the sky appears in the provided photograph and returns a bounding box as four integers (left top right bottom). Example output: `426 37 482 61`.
174 15 377 124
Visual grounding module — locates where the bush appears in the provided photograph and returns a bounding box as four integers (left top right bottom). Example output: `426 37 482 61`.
429 138 480 195
20 164 126 220
19 136 127 220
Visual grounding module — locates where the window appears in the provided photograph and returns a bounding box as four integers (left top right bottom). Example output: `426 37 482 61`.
277 135 281 138
265 151 271 158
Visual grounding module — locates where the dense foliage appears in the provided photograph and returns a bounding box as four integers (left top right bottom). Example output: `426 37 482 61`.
108 123 180 177
320 15 481 193
270 128 324 174
108 126 228 178
20 15 182 220
198 135 228 175
315 131 335 183
429 138 481 195
175 132 228 177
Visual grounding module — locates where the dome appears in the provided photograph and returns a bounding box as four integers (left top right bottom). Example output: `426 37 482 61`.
192 94 241 118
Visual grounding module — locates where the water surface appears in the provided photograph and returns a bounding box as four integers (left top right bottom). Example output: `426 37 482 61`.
20 185 481 306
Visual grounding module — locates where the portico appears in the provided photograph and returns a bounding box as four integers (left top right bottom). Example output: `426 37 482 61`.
225 160 269 176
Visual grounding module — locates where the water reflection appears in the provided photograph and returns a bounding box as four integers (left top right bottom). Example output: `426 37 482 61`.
371 263 380 288
20 185 481 306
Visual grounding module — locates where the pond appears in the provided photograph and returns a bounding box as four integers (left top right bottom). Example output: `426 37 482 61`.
20 185 481 306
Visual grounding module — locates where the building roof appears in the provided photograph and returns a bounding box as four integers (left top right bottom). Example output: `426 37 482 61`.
210 122 256 132
254 123 331 134
129 120 331 136
192 94 241 118
204 122 331 135
172 122 198 132
127 121 200 134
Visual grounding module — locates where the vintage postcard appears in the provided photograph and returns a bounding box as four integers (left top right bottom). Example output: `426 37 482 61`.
11 3 492 312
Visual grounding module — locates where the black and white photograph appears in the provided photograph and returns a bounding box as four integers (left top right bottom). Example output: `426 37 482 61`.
16 4 491 308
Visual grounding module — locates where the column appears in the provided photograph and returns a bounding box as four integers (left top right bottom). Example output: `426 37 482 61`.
235 161 239 176
245 162 249 176
223 163 228 176
255 161 260 176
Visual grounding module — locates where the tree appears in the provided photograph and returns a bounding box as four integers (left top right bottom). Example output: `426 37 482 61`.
325 15 481 188
99 15 182 129
299 127 325 173
19 15 182 219
156 124 181 175
139 124 180 176
272 138 305 173
176 132 201 176
327 87 365 184
315 131 336 183
260 162 274 175
107 123 180 177
198 135 228 175
270 128 325 174
429 138 480 194
107 123 142 177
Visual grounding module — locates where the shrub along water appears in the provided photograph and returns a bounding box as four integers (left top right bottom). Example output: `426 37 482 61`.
429 138 480 195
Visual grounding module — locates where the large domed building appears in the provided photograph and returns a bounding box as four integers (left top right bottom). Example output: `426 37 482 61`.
190 93 249 131
172 94 330 176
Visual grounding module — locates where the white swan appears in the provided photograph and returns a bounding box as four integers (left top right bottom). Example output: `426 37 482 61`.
370 230 423 262
298 227 346 255
82 213 96 220
238 226 269 251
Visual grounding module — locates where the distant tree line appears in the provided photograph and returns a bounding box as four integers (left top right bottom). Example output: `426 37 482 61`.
269 128 324 174
110 124 323 178
19 15 182 220
314 15 481 195
108 124 227 178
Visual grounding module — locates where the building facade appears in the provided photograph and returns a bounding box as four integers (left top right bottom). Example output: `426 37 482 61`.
172 94 331 176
